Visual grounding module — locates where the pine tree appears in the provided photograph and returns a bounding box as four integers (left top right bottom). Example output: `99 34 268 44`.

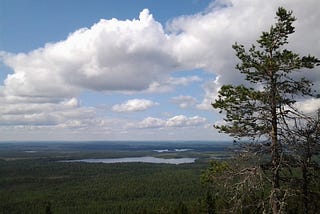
212 7 319 213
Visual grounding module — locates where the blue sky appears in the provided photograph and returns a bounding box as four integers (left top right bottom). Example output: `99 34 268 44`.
0 0 319 141
0 0 211 52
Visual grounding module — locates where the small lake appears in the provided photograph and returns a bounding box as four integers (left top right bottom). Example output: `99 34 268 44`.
62 156 196 165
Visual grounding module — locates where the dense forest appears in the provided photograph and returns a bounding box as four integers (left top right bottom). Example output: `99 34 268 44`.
1 142 319 213
0 159 203 213
0 142 229 214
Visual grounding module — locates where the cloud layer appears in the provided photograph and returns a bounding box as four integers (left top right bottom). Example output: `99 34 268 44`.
1 9 179 100
112 99 158 112
171 95 197 109
1 0 320 140
136 115 207 129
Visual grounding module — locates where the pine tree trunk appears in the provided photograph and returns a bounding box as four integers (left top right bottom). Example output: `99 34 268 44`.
271 122 280 214
302 161 309 214
270 77 281 214
302 137 312 214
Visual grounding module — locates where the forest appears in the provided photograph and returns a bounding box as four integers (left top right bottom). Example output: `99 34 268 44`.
1 140 319 213
0 142 230 214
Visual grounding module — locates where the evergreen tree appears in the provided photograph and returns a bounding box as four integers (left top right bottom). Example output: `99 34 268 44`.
212 7 319 213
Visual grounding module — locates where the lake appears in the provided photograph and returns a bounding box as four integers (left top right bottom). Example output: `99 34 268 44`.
62 156 196 165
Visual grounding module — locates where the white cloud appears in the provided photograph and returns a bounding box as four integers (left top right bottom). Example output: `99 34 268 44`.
144 75 202 93
112 99 158 112
1 9 181 101
166 115 207 127
1 0 320 140
167 76 202 86
0 97 95 127
2 1 319 102
135 115 207 129
294 98 320 114
137 117 166 128
0 9 174 138
63 97 80 108
171 95 197 108
166 0 320 108
196 79 219 110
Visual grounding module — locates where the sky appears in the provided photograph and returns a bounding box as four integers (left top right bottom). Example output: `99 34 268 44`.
0 0 320 142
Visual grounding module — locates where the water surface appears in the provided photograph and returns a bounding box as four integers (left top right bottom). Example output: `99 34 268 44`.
62 156 196 165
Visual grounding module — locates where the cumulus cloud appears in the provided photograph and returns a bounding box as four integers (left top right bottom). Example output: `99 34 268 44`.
1 0 320 140
166 115 207 127
112 99 158 112
1 9 180 100
137 117 165 128
294 98 320 114
135 115 207 129
0 9 177 136
144 75 202 93
166 0 320 109
2 1 319 103
167 76 202 86
196 80 219 110
0 96 93 126
171 95 197 108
